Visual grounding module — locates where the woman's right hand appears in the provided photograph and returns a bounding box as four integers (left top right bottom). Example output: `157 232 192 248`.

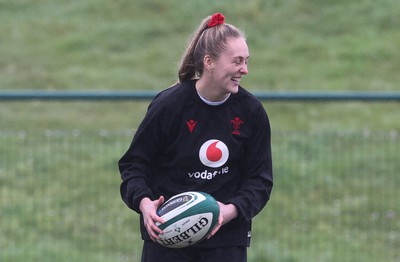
139 196 165 242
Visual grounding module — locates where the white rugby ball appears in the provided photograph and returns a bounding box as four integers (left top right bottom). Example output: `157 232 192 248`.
155 191 220 248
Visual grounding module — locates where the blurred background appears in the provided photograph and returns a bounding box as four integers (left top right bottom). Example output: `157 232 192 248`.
0 0 399 261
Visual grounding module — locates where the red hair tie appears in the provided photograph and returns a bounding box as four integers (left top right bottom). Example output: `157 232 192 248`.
207 13 225 28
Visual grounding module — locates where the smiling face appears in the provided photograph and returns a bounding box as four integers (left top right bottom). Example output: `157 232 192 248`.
198 37 249 101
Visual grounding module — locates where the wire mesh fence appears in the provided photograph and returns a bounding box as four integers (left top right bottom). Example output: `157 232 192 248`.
0 130 399 262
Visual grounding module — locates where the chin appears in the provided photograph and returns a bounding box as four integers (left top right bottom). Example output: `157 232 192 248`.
229 85 239 94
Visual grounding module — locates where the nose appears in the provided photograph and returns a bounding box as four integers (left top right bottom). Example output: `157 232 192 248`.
240 63 248 75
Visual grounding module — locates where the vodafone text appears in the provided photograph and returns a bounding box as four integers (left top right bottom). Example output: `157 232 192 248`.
188 166 229 180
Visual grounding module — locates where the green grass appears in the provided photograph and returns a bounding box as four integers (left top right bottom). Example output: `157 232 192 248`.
1 132 399 262
1 0 400 261
1 0 400 92
1 0 399 133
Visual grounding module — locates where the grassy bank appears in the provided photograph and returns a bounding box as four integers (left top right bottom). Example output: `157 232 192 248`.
1 0 399 133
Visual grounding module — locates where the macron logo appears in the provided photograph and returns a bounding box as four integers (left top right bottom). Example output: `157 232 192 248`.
186 120 197 133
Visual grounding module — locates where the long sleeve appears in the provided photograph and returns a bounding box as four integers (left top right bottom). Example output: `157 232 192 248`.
226 105 273 221
118 102 164 213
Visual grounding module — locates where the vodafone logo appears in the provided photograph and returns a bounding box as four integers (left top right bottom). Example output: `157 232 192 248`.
189 140 230 180
199 139 229 168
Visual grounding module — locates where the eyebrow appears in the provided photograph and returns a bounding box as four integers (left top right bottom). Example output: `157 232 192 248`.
233 56 250 61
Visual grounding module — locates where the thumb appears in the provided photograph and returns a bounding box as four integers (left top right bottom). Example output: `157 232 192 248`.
156 196 165 207
155 196 166 224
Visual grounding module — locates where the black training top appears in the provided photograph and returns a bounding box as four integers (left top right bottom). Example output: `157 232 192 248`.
119 80 273 247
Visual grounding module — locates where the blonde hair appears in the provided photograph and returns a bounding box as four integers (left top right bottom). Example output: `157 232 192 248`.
178 15 246 83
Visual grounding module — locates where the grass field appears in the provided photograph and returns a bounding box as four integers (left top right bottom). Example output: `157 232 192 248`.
1 0 399 132
1 131 399 261
0 0 399 261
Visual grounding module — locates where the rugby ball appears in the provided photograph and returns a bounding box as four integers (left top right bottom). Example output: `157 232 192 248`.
155 191 220 248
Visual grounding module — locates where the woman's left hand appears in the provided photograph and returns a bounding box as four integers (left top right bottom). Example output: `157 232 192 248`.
207 202 238 239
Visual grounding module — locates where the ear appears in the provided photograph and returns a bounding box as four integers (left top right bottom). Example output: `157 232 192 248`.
203 55 214 72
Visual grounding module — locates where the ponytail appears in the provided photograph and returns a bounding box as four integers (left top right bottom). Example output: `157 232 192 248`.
178 17 210 83
178 13 245 83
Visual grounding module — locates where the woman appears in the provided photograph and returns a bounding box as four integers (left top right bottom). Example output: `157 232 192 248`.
119 13 273 262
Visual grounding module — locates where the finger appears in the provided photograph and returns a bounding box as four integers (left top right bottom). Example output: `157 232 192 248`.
144 215 164 239
146 221 163 241
207 218 222 239
151 212 166 225
207 223 221 239
149 226 162 241
207 211 223 239
144 222 157 242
